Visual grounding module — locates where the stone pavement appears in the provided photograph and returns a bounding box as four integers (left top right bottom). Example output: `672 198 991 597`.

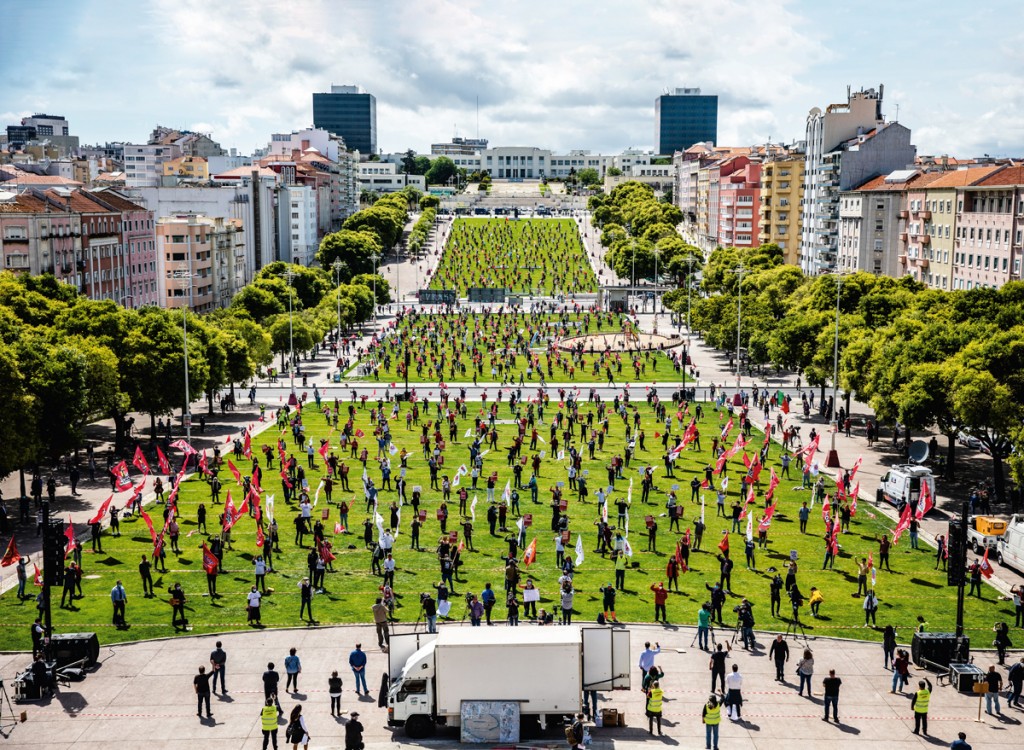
1 622 1019 749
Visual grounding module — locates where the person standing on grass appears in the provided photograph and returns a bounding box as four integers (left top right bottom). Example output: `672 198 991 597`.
911 678 932 735
193 665 212 719
822 669 842 722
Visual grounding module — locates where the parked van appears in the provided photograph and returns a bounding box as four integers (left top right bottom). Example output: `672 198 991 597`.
997 515 1024 573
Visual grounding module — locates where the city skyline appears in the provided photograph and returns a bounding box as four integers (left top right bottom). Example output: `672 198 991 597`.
2 0 1023 158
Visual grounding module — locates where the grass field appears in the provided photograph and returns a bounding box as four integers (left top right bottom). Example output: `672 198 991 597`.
429 218 598 296
346 310 676 383
0 399 1011 651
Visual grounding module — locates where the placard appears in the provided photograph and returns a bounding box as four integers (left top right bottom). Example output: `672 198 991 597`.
559 499 568 511
523 514 533 527
645 515 655 528
436 508 445 520
418 510 427 522
523 588 540 603
561 530 570 543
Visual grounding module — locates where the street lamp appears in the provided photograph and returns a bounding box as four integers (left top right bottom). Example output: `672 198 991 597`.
825 271 848 468
685 255 697 345
332 259 344 339
370 252 380 334
733 263 748 393
172 266 193 442
283 268 297 406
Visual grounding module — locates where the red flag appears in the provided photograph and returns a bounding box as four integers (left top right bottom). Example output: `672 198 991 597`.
318 440 330 465
830 518 841 555
355 429 365 438
156 446 172 475
850 484 860 516
334 522 344 535
701 479 711 489
198 451 211 476
765 468 780 502
256 524 265 548
153 530 165 560
132 446 150 475
721 418 734 438
821 498 831 522
139 508 158 544
319 541 336 562
33 563 42 586
916 480 934 520
222 492 236 532
867 551 874 571
227 459 243 486
849 456 863 480
201 542 219 574
243 431 252 459
170 438 196 455
63 517 76 558
110 460 132 492
742 453 752 469
712 453 728 475
718 533 729 553
780 399 790 414
522 537 537 567
88 495 114 525
0 536 18 566
980 548 994 579
892 503 913 545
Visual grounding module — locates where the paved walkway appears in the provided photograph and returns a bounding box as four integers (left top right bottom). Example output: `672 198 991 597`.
2 622 1018 750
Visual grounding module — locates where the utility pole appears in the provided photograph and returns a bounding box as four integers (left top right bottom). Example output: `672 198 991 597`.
284 268 297 406
733 263 748 392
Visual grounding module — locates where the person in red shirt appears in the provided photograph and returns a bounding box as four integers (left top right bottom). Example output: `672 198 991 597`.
651 582 669 622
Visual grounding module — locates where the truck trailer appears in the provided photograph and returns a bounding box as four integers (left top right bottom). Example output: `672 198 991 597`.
386 626 630 739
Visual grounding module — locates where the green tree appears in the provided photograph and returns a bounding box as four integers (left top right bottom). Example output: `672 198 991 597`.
419 194 440 210
0 341 36 479
255 262 330 310
577 167 601 186
267 314 316 370
344 206 404 250
350 274 390 306
230 284 286 323
317 229 384 279
605 167 623 177
425 156 458 187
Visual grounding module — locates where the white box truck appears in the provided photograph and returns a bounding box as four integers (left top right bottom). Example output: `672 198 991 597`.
386 626 630 739
877 465 935 512
997 515 1024 573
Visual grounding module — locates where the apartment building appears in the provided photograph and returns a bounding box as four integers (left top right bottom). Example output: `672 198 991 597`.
952 165 1024 290
758 149 804 264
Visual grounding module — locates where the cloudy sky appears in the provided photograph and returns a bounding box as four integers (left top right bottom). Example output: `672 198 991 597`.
2 0 1023 158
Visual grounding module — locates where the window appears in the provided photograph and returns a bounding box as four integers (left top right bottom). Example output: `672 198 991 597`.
985 256 990 269
1003 258 1009 272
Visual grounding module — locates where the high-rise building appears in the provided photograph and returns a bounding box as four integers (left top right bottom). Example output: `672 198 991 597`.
758 146 805 264
654 88 718 156
800 86 917 274
313 84 377 155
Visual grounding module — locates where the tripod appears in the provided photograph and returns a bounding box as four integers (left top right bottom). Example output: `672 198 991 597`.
784 609 809 644
0 678 16 739
689 625 718 649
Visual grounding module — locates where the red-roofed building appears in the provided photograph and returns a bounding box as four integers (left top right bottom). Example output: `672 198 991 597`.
952 165 1024 290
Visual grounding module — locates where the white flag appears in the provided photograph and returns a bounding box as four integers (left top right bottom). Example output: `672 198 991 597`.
375 511 385 540
721 477 729 491
601 501 608 523
575 534 585 567
452 473 460 487
745 512 753 543
557 449 565 461
517 515 525 533
389 443 399 456
465 429 472 438
700 494 705 525
265 493 276 523
470 495 478 521
502 479 511 506
458 464 468 476
313 479 324 507
623 538 633 558
627 477 633 504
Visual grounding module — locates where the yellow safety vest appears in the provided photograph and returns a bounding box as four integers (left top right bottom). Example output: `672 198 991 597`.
646 687 663 713
261 704 278 731
704 704 721 725
914 689 930 714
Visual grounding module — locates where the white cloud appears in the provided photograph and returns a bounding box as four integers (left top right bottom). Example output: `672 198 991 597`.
1 0 1023 159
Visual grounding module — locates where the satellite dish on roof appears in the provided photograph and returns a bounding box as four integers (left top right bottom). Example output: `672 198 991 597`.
908 440 929 464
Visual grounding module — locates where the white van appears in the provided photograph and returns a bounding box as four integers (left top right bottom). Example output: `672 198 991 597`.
997 515 1024 573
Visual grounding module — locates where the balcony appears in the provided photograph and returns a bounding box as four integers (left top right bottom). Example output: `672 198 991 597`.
898 210 909 219
920 234 931 244
899 232 908 243
918 210 932 220
898 253 908 264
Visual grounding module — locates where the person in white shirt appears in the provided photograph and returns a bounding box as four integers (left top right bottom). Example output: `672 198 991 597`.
725 664 744 721
247 585 263 624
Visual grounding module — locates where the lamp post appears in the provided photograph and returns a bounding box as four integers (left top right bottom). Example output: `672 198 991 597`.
685 255 697 344
284 268 297 406
172 267 193 442
825 271 847 468
733 263 748 393
332 259 344 339
653 244 659 316
370 252 380 334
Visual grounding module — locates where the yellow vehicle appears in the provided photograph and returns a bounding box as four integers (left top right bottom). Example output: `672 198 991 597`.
967 515 1008 553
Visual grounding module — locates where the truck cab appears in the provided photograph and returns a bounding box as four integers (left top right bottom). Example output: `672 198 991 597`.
966 516 1008 554
877 464 935 513
997 515 1024 573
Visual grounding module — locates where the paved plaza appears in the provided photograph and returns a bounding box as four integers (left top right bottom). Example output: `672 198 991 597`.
2 623 1019 749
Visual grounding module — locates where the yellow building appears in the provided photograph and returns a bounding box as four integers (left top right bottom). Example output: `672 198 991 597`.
759 151 805 264
162 155 209 181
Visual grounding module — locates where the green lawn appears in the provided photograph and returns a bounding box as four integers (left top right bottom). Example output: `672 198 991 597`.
346 310 676 383
0 400 1010 651
429 218 598 295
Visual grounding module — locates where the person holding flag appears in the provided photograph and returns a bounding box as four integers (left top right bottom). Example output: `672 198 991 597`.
202 543 220 598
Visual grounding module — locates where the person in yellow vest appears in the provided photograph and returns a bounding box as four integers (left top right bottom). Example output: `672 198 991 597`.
911 677 932 736
646 680 664 736
261 697 280 749
702 694 721 750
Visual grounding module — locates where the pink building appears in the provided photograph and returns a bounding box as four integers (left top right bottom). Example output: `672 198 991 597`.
953 165 1024 290
718 159 762 248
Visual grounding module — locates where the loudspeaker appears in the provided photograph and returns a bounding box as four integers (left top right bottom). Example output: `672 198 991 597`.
49 632 99 669
911 632 968 669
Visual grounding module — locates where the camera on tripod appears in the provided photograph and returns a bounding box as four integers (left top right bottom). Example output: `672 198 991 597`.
464 592 474 605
